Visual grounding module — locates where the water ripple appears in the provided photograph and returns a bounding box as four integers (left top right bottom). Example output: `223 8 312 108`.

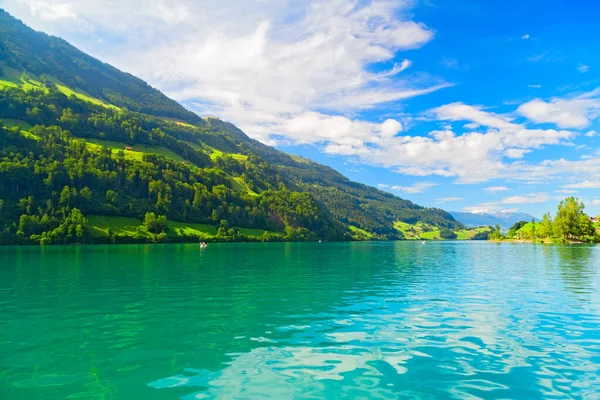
1 242 599 399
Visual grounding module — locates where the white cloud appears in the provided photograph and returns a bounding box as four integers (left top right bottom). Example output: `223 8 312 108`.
556 189 577 194
463 122 480 129
377 183 389 189
25 1 76 21
464 192 554 213
7 0 445 145
281 112 403 147
189 101 574 185
562 180 600 189
517 88 600 128
433 102 515 130
462 206 493 214
505 148 530 159
364 102 574 183
485 186 509 192
499 193 552 204
522 34 530 40
521 157 600 183
437 197 462 203
528 84 542 89
391 182 437 194
5 0 598 189
585 130 597 137
577 64 590 73
497 208 519 213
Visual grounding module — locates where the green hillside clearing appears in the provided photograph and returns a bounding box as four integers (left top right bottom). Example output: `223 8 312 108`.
205 145 248 161
394 221 491 240
349 226 374 240
0 63 118 109
1 118 33 131
85 138 187 162
88 215 278 241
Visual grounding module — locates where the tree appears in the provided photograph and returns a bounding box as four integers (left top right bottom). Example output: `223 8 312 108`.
144 212 168 234
59 186 73 209
105 190 118 207
217 219 229 237
538 213 554 238
439 228 457 240
578 214 596 238
488 225 504 240
80 187 92 201
26 106 44 124
508 221 527 238
554 197 591 240
471 230 490 240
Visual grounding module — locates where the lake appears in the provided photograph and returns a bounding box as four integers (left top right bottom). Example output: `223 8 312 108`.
1 242 599 399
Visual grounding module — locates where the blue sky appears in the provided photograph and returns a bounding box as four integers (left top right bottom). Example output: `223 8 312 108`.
3 0 599 217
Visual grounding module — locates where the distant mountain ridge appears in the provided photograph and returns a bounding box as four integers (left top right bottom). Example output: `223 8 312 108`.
450 211 540 229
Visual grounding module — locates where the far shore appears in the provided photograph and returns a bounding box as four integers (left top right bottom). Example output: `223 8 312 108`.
490 239 597 245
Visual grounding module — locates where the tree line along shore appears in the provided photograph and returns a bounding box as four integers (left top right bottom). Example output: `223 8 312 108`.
488 197 600 244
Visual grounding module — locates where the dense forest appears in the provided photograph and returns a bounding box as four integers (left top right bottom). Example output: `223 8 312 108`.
0 10 464 245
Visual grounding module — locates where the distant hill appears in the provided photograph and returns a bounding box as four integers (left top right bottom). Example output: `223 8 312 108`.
0 10 463 245
450 211 540 229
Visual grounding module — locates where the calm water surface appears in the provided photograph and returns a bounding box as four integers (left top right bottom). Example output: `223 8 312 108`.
0 242 599 399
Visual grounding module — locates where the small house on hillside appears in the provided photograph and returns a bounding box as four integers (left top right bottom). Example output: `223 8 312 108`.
125 146 133 151
591 216 600 223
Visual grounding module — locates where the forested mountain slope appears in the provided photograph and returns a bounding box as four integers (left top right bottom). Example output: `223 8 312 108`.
0 10 200 123
0 10 462 245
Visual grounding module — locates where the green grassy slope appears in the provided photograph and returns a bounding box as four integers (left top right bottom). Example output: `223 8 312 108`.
1 118 32 131
85 138 187 162
394 221 491 240
349 225 375 240
0 63 117 108
88 215 279 241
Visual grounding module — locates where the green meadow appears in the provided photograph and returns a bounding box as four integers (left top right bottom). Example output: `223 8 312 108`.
0 63 116 109
85 138 187 162
394 221 491 240
87 215 279 243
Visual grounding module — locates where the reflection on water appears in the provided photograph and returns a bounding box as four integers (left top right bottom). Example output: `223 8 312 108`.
554 245 596 296
1 242 599 399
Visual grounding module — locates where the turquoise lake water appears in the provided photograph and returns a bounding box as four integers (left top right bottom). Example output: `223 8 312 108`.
0 242 599 399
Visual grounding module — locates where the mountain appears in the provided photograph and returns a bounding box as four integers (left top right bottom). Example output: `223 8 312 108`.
0 10 200 123
0 10 462 245
492 211 540 226
450 211 540 230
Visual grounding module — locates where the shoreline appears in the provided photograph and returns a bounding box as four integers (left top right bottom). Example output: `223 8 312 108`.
489 239 598 245
1 238 492 247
